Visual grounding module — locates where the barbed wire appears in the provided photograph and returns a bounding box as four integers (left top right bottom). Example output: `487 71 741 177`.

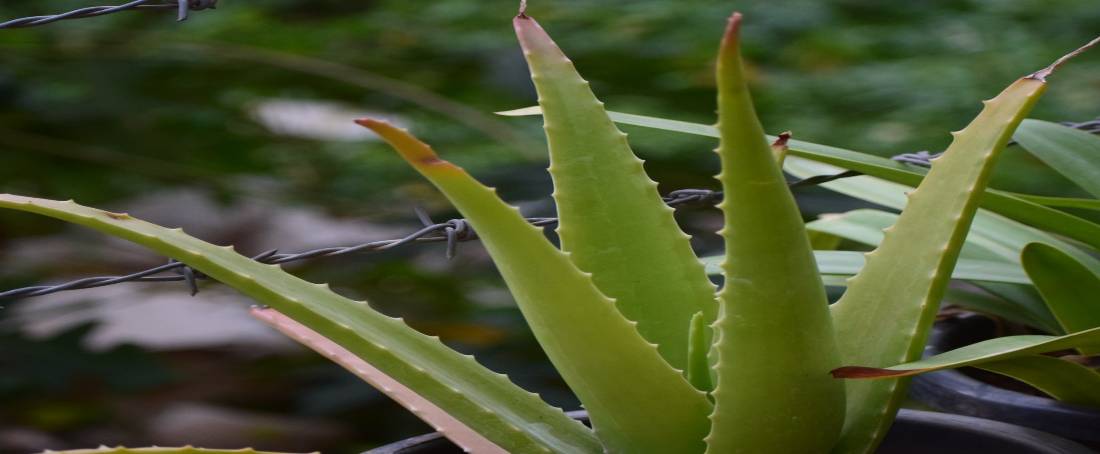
1 119 1097 301
0 0 217 29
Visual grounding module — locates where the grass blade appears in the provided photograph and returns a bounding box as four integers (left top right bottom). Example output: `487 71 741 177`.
700 252 1030 285
706 13 845 454
512 11 717 374
357 118 711 454
832 327 1100 379
0 195 600 454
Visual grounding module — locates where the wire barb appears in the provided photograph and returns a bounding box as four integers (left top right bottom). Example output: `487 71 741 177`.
1 117 1098 301
0 0 216 29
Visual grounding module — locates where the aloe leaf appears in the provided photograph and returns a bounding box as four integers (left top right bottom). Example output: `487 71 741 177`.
976 355 1100 407
1022 242 1100 355
513 10 716 373
498 109 1100 249
357 118 711 454
38 448 311 454
0 195 599 454
828 58 1055 453
831 326 1100 379
699 252 1028 284
706 14 845 454
686 311 712 391
1014 119 1100 198
250 308 506 453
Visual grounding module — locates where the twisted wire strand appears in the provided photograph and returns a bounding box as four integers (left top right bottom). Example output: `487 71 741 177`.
0 119 1096 300
0 0 216 29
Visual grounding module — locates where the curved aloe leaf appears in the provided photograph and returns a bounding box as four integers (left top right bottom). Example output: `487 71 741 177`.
0 195 599 454
250 308 506 453
513 10 716 373
1022 242 1100 355
39 448 311 454
699 251 1029 285
977 355 1100 407
706 14 845 454
357 118 711 454
498 109 1100 249
1014 119 1100 198
832 326 1100 379
829 57 1058 452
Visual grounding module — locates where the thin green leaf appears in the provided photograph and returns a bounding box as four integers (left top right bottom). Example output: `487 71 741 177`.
498 108 1100 249
1014 119 1100 197
513 11 716 373
787 157 1087 265
943 286 1061 334
803 204 1065 332
977 355 1100 407
357 118 710 454
1022 242 1100 355
831 327 1100 379
1005 192 1100 211
0 195 599 454
700 251 1030 284
706 13 845 454
829 71 1048 453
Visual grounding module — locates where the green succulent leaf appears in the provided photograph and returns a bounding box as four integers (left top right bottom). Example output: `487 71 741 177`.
0 195 599 454
832 326 1100 379
357 118 711 454
976 355 1100 407
686 311 713 391
829 72 1048 453
1022 242 1100 354
1013 119 1100 198
38 448 312 454
705 13 845 454
513 10 716 373
498 110 1100 250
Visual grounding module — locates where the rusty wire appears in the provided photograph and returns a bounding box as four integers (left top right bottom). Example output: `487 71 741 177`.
0 0 216 29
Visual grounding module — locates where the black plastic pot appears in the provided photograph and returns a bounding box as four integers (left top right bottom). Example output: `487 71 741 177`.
365 409 1093 453
910 315 1100 448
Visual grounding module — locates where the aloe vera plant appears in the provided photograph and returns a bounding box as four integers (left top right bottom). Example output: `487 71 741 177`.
5 7 1100 454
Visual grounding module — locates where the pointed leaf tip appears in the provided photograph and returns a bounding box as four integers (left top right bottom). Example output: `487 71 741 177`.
830 366 918 379
518 0 528 18
356 118 449 168
720 12 743 53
